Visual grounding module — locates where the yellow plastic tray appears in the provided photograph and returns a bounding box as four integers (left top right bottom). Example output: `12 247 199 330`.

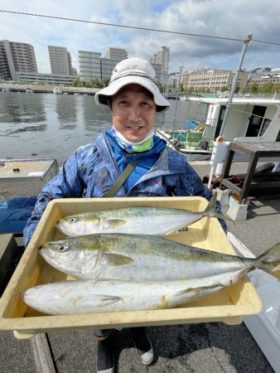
0 196 262 339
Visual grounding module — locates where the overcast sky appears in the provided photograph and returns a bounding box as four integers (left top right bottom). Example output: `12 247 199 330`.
1 0 279 75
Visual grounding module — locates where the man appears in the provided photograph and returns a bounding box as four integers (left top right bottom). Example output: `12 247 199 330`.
24 57 216 373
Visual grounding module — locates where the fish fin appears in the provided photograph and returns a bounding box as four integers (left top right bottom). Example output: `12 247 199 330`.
178 226 189 232
175 284 216 296
204 192 233 221
98 295 122 305
174 284 225 305
254 242 280 279
105 219 127 228
105 253 134 266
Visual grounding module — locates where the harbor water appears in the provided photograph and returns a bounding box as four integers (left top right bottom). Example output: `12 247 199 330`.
0 92 206 165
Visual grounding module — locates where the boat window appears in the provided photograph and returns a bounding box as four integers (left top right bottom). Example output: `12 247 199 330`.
259 119 271 136
246 106 266 137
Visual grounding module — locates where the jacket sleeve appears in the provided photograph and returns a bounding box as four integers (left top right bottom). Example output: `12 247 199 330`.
23 151 84 246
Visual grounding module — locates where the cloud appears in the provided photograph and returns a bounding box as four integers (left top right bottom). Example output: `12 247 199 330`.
1 0 280 74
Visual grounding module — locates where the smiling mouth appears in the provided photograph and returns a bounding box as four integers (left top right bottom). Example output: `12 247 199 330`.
127 125 144 129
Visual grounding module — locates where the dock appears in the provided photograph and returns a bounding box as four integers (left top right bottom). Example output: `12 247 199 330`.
0 83 98 95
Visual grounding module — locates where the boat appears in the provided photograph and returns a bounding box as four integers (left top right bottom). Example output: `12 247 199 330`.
0 158 59 199
0 158 59 235
53 87 63 95
1 88 11 93
158 95 280 157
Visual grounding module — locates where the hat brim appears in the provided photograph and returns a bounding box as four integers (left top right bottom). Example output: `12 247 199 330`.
95 76 170 112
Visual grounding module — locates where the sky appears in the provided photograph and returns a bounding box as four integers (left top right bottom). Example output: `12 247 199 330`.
1 0 280 75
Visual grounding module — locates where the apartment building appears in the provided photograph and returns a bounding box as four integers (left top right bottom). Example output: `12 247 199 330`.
14 71 75 85
78 51 101 82
247 68 280 89
78 48 129 82
0 42 10 80
105 48 128 61
48 45 74 76
182 68 248 92
100 58 120 80
0 40 38 80
151 46 169 85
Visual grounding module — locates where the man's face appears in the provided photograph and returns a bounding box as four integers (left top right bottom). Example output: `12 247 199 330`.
111 84 156 143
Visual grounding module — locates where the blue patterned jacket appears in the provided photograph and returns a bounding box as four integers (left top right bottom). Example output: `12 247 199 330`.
23 129 215 246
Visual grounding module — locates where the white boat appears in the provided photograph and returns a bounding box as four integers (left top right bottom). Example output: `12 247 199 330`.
0 158 59 198
1 88 11 93
53 87 63 95
158 95 280 156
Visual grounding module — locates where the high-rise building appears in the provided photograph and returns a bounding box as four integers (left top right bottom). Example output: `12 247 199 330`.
78 48 128 82
48 45 74 76
105 48 128 61
151 46 169 85
151 63 163 85
0 42 10 80
0 40 38 80
78 51 101 82
100 58 120 80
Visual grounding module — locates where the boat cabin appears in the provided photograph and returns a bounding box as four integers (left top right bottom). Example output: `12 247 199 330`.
187 96 280 144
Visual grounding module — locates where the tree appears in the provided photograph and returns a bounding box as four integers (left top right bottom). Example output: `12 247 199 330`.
250 83 258 94
72 76 82 87
260 81 273 94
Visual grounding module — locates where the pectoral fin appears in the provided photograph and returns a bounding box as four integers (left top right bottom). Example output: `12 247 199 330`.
174 284 224 298
98 295 122 305
105 253 134 266
175 285 213 296
104 219 127 228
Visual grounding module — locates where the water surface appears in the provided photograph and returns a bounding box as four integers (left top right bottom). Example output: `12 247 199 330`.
0 92 205 165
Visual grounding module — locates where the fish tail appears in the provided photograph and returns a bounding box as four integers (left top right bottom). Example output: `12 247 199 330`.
254 242 280 279
204 193 231 221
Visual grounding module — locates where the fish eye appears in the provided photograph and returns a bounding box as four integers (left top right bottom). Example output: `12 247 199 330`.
69 217 77 224
57 243 68 252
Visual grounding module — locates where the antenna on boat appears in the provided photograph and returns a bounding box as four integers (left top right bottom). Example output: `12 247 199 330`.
172 66 183 131
219 34 253 137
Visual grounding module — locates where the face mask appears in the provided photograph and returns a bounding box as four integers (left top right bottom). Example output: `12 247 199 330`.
112 127 154 153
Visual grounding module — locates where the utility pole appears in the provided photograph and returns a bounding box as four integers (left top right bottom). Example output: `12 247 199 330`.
172 66 183 130
219 34 253 137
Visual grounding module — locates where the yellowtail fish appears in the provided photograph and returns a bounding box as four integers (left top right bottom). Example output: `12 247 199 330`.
56 194 225 237
23 273 238 315
40 233 280 281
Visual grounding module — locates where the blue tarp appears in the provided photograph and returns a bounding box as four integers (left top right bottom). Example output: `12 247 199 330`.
0 196 37 234
185 119 198 130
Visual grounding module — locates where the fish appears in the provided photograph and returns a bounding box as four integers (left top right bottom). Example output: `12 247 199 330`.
40 233 280 281
23 272 239 315
56 194 225 237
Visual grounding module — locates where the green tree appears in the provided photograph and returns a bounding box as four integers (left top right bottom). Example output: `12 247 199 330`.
250 83 259 94
274 83 280 93
72 76 82 87
260 81 273 94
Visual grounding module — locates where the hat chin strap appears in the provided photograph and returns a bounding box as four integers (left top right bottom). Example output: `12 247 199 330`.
112 127 154 153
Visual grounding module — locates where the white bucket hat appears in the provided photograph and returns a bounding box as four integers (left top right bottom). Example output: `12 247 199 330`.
95 57 170 112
